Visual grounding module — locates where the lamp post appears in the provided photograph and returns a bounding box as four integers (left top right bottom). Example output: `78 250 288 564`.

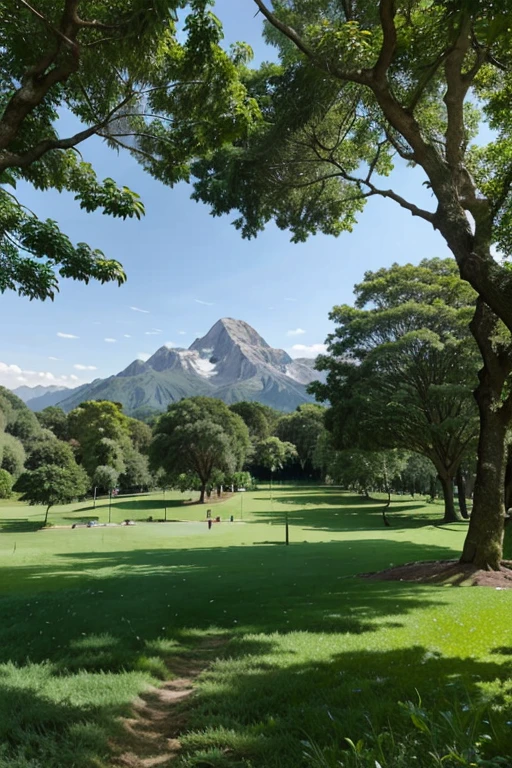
108 488 112 523
164 487 167 522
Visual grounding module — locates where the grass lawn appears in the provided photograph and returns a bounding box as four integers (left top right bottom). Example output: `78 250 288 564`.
0 487 511 767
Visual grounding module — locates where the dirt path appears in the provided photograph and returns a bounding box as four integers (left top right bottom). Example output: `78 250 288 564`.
111 636 228 768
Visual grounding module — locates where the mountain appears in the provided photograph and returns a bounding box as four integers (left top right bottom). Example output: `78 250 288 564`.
55 318 325 414
12 385 70 409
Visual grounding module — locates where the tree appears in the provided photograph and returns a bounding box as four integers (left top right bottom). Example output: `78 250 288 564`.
127 418 152 454
118 446 151 491
150 397 250 503
36 407 68 441
25 434 76 471
0 0 258 300
15 461 88 524
255 436 297 476
275 404 324 472
312 260 480 523
229 401 272 440
193 1 512 566
68 400 130 476
0 469 13 499
92 465 119 495
0 433 26 478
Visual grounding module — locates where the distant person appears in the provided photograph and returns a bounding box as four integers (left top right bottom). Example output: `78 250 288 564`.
207 509 212 519
208 519 212 530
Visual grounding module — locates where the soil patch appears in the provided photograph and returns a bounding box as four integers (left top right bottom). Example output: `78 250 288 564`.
363 559 512 588
110 635 228 768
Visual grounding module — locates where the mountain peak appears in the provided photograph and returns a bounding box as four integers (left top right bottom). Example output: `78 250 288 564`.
190 318 270 354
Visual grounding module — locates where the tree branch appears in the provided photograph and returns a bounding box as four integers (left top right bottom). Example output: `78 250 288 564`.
374 0 397 83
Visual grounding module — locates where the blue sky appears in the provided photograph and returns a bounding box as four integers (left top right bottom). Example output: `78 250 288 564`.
0 0 453 391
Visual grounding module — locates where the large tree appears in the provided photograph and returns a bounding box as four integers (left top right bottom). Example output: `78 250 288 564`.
150 396 250 503
0 0 257 300
68 400 130 476
194 1 512 567
275 404 324 472
312 259 480 522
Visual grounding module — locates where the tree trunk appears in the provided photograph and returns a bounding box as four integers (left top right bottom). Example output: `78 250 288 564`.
461 301 512 569
460 402 507 568
438 474 459 523
504 447 512 512
199 483 206 504
456 468 469 520
44 504 51 525
429 475 437 500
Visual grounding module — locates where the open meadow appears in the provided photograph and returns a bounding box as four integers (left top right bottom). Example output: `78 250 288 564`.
1 486 511 768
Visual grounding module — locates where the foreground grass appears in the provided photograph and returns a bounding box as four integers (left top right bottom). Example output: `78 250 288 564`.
0 488 511 767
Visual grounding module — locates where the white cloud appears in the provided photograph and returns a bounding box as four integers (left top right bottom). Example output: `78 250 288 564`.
165 341 177 348
74 364 97 371
195 299 214 306
287 328 306 337
124 334 132 338
70 375 79 381
48 356 60 361
284 297 297 302
0 362 82 389
291 343 327 358
57 332 79 339
145 331 160 335
152 328 163 333
178 331 186 335
137 352 151 361
104 338 117 343
130 306 149 313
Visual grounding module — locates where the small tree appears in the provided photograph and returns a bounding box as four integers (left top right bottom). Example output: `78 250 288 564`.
15 463 89 524
255 436 297 484
93 465 119 495
275 404 325 472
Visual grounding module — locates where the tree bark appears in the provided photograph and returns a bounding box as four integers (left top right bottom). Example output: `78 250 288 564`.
456 468 469 520
460 399 507 568
438 474 459 523
504 447 512 512
44 504 52 525
460 302 512 569
199 483 206 504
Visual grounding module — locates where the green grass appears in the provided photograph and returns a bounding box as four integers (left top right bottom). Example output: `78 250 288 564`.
0 488 511 767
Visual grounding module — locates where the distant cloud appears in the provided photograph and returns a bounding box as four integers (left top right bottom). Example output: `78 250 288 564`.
137 352 151 362
165 341 177 348
0 361 83 388
124 334 131 338
48 356 60 361
178 331 186 335
284 297 297 302
145 331 160 335
104 338 117 343
130 306 149 313
195 299 214 306
74 364 97 371
287 328 306 337
57 332 79 339
70 374 79 381
152 328 163 333
291 343 327 358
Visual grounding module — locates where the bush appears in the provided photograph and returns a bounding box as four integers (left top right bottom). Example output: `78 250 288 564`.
0 469 13 498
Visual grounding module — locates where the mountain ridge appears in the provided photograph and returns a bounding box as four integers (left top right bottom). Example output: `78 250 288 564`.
18 319 325 414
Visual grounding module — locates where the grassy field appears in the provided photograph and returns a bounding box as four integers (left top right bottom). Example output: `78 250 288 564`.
0 487 511 767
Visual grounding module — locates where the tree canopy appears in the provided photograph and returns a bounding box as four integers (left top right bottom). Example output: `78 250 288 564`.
150 396 250 502
311 259 480 522
192 0 512 565
275 404 325 471
0 0 258 300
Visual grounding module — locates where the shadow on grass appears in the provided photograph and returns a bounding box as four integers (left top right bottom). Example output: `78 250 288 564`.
0 535 508 768
0 518 44 533
250 499 442 532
